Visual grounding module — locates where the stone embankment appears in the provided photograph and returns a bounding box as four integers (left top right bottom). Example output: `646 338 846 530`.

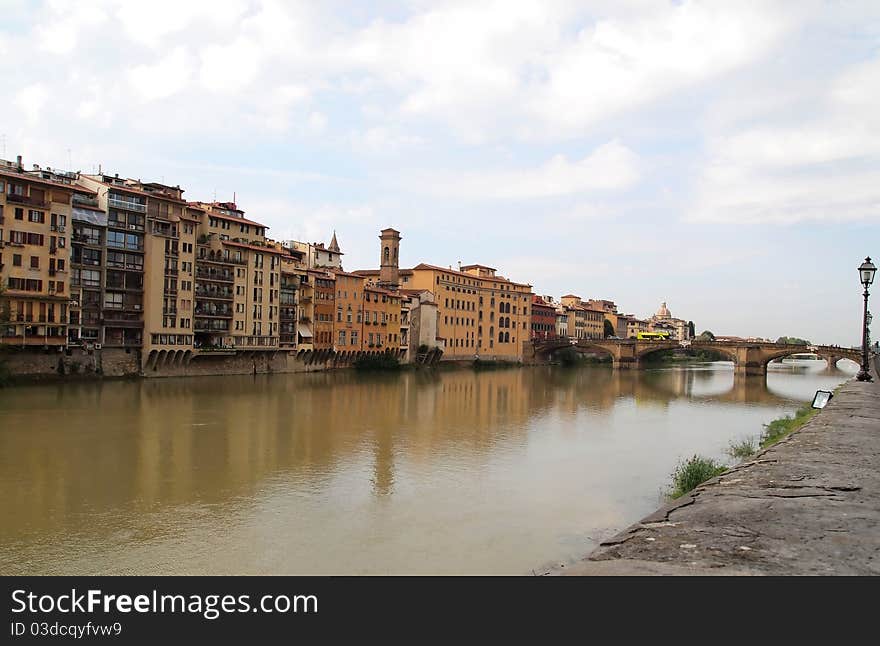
555 374 880 575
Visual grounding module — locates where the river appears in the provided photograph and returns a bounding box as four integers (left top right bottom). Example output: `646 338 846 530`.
0 359 856 575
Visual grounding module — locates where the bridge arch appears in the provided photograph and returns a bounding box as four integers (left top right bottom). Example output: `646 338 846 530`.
568 341 617 361
763 348 844 370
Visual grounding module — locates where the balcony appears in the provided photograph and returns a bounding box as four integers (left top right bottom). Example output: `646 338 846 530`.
194 309 233 318
195 269 233 283
107 219 144 232
195 289 233 300
72 233 102 246
72 194 99 208
108 197 146 213
6 193 46 208
101 311 144 326
194 321 231 332
165 267 179 276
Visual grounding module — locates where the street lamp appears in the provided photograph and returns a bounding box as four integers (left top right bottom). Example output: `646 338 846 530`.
856 257 876 382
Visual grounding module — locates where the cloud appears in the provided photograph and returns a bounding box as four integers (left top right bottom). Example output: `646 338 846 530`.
14 84 50 125
526 2 797 135
688 50 880 224
410 140 640 199
349 126 424 154
127 48 193 101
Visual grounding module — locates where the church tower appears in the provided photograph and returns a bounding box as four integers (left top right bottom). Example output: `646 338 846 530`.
379 228 401 289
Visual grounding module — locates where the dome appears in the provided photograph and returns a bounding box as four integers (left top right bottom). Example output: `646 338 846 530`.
656 301 671 318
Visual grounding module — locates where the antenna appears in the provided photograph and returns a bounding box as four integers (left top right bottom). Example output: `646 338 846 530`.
1 134 5 159
67 148 72 170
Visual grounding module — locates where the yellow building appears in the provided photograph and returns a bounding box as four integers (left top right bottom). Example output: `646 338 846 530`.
559 295 603 340
190 201 282 352
354 228 532 361
331 270 402 355
1 159 73 347
78 174 197 363
395 264 531 361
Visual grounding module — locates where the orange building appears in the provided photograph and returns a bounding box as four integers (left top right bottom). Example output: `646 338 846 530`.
0 160 73 347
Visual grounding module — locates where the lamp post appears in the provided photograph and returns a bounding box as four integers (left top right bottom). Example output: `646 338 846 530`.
856 257 876 382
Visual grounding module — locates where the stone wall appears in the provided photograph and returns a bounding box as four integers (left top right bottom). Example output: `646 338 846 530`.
145 351 330 378
0 347 140 380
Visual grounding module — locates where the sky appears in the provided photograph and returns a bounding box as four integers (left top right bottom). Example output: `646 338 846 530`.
1 0 878 346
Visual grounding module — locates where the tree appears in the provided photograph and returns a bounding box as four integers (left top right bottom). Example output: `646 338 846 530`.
603 319 615 338
776 336 810 345
698 330 715 341
687 320 695 338
0 284 9 335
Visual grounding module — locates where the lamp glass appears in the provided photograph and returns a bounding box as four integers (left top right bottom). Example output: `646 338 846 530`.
859 257 876 286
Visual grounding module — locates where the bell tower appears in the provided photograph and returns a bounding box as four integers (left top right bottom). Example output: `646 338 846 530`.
379 228 401 289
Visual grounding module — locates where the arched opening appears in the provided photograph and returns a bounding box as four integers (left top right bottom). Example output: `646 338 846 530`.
383 247 390 262
639 344 737 366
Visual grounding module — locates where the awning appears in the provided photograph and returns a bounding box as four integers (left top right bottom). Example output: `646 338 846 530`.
298 324 313 338
72 207 108 226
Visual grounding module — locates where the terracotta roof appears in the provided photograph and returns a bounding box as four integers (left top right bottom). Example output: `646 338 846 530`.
460 263 496 271
81 176 187 204
410 263 531 287
365 285 398 296
331 270 366 279
72 204 105 213
73 183 98 196
221 240 283 255
198 208 268 229
0 168 76 191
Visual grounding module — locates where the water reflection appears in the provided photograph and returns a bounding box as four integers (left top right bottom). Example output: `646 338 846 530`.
0 361 855 574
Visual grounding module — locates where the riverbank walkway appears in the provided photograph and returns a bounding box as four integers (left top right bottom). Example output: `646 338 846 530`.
554 374 880 575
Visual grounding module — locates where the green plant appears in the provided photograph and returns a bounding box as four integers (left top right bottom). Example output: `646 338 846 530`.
668 455 727 499
760 404 818 448
726 437 757 460
353 354 400 371
603 319 615 338
0 359 10 388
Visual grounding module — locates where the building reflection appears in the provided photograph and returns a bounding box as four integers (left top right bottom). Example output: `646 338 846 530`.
0 363 834 561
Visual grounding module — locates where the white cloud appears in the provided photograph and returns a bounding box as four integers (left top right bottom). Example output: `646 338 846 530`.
527 2 797 135
15 84 50 125
127 48 193 101
115 0 250 49
199 38 263 93
34 1 108 54
350 126 424 154
412 140 640 199
689 50 880 224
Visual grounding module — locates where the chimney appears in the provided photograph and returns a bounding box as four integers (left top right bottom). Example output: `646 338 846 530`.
16 155 23 171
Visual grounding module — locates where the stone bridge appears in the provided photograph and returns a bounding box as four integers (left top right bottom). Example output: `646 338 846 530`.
525 337 862 375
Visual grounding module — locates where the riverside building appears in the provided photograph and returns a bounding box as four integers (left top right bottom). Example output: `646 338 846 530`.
0 157 74 348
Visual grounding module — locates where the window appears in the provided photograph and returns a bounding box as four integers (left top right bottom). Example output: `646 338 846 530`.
29 256 39 269
12 254 21 267
104 292 123 309
81 269 101 287
338 330 346 346
28 210 45 223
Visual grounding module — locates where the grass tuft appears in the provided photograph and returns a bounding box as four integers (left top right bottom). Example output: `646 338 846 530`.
668 454 728 499
759 403 818 449
726 436 757 461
